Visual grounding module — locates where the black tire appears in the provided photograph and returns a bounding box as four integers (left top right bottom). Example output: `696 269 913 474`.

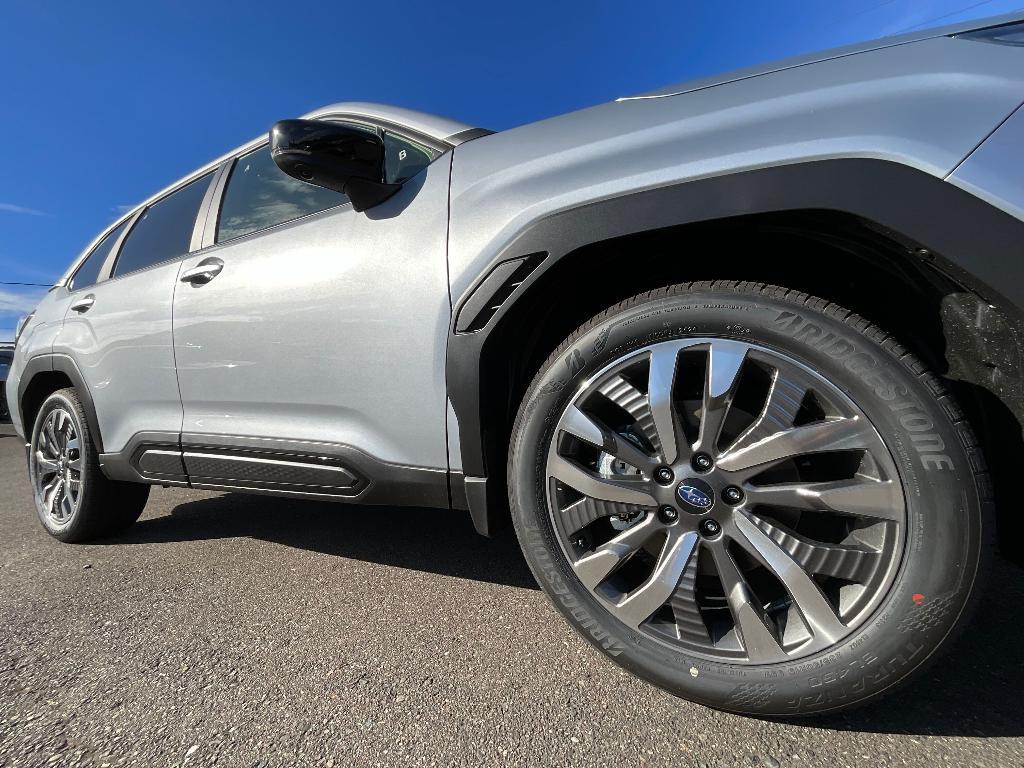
29 388 150 543
509 281 990 716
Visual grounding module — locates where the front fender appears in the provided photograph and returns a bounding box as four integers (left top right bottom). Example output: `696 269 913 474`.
445 158 1024 513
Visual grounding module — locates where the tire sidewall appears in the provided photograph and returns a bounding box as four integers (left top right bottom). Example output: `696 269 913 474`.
510 286 983 715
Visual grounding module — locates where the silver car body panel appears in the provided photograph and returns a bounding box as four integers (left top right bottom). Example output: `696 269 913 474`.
948 103 1024 222
5 290 70 438
446 35 1024 301
623 11 1024 100
52 260 186 453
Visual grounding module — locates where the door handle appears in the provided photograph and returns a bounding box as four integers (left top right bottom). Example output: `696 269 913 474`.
70 295 95 313
180 258 224 285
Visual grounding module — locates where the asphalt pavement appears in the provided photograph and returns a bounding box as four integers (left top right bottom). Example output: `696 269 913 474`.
1 423 1022 767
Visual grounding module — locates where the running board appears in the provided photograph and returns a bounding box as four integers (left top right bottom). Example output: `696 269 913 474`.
100 431 451 508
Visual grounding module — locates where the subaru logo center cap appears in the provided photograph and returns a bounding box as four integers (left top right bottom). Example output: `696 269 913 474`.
676 478 715 512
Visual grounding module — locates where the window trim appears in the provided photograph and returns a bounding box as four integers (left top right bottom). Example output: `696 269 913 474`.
192 161 231 252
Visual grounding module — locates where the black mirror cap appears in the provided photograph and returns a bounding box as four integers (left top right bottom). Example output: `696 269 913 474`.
269 119 400 212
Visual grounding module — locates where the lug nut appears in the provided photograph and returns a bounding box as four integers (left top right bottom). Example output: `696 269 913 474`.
659 505 679 524
654 466 674 485
700 519 721 537
692 453 713 472
722 486 744 505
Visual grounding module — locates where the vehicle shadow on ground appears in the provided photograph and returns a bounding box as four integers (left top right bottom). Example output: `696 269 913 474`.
108 491 1022 738
109 491 540 591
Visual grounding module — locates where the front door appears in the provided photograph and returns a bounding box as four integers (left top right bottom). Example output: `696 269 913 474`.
172 136 452 498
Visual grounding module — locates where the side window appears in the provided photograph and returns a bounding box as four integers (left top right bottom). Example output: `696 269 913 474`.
216 144 348 243
70 218 129 290
112 172 214 278
383 131 440 184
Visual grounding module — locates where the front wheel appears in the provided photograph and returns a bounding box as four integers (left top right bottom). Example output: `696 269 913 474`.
509 282 989 716
29 388 150 542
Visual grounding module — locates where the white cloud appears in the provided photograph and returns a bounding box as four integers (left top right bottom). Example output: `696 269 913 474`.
0 286 47 314
0 326 14 342
0 203 47 217
0 254 57 283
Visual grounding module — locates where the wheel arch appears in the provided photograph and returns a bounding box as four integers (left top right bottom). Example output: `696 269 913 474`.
446 159 1024 547
18 355 104 454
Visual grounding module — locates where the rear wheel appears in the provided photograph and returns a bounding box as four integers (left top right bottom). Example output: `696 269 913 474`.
509 282 989 715
30 388 149 542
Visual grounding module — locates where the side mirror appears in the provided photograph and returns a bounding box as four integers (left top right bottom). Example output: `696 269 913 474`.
269 119 401 212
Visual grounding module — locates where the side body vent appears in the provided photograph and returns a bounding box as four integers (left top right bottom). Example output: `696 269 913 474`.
455 252 546 333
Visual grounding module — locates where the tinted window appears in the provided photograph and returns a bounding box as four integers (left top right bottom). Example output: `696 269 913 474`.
216 144 348 243
113 173 213 277
70 219 129 290
383 132 440 184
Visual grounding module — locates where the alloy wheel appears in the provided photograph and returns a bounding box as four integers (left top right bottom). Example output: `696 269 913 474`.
545 338 906 663
31 407 84 526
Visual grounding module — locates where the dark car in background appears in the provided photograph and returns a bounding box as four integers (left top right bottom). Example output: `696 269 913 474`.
0 344 14 422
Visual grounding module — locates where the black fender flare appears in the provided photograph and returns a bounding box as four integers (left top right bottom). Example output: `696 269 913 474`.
445 158 1024 531
18 353 105 454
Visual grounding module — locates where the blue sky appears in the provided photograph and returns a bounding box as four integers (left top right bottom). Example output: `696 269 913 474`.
1 0 1022 339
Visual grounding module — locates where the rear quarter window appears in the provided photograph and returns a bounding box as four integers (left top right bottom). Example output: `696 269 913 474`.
112 172 213 277
70 218 129 290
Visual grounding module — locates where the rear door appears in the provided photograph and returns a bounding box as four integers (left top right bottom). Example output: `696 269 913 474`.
171 125 452 499
53 172 215 473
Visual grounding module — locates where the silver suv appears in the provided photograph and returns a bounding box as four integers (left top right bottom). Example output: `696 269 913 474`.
9 15 1024 716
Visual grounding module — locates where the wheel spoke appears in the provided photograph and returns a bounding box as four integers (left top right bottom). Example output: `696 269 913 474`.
42 476 63 514
746 515 882 583
55 411 69 447
44 418 60 456
573 513 660 590
670 552 711 643
549 454 657 507
558 405 655 471
39 430 58 460
34 452 59 476
615 530 699 628
717 416 874 473
597 375 662 456
559 495 650 533
708 540 787 663
745 478 903 522
66 437 80 455
68 456 83 472
726 366 809 452
696 341 748 453
647 346 682 464
59 487 74 519
732 512 846 643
